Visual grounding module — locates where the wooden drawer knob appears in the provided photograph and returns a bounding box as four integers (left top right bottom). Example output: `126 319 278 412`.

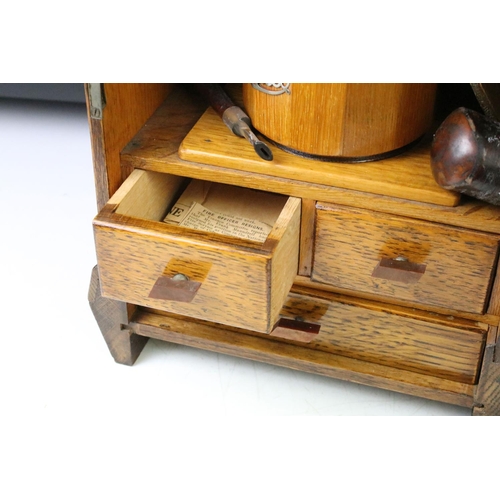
372 257 426 284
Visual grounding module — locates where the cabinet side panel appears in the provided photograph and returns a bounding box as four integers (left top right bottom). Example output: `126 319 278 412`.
86 83 174 210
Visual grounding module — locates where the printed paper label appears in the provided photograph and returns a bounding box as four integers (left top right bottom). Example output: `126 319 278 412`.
165 202 271 243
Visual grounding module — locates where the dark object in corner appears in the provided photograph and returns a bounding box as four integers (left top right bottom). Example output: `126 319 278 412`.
431 107 500 205
470 83 500 121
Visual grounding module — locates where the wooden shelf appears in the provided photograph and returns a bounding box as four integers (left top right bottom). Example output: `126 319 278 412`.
179 108 459 207
120 85 500 233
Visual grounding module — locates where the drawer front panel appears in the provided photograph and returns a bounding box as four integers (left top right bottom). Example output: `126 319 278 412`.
93 170 301 333
95 226 273 332
312 204 499 314
278 292 486 384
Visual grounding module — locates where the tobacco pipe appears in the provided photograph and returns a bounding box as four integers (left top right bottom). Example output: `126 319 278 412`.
430 107 500 205
192 83 273 161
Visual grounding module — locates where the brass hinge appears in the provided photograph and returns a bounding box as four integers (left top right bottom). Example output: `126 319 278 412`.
88 83 106 119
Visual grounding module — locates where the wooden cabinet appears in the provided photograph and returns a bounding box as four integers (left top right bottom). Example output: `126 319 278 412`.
87 83 500 415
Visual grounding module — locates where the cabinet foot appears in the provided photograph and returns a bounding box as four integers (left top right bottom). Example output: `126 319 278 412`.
88 266 148 365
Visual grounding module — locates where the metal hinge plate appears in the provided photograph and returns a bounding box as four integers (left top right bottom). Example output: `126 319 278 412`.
88 83 106 119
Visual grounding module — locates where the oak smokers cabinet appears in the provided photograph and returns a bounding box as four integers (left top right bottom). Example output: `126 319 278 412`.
87 83 500 415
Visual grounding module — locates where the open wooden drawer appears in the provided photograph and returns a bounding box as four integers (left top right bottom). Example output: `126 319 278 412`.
93 169 301 333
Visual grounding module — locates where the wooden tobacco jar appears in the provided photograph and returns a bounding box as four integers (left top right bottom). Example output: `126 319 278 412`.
242 83 437 161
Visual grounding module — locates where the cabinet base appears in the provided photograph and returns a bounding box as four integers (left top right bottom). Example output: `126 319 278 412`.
88 265 498 413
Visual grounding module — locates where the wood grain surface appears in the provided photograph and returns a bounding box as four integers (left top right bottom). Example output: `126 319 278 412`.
130 306 476 408
298 199 316 276
88 266 148 365
120 86 500 234
93 170 301 333
295 275 500 326
312 203 499 314
86 83 173 210
278 292 485 384
178 107 459 206
242 83 437 158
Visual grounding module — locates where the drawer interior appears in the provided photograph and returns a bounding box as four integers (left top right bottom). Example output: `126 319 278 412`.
109 169 289 245
112 169 188 221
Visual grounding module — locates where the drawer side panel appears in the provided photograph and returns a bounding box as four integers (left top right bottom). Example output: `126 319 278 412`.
267 198 302 329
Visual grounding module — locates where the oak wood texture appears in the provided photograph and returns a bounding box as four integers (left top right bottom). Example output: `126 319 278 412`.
120 86 500 234
294 275 499 327
85 83 174 210
93 169 301 333
312 203 499 314
177 107 460 207
486 256 500 318
278 291 485 384
88 266 148 365
298 199 316 276
129 306 475 408
242 83 437 159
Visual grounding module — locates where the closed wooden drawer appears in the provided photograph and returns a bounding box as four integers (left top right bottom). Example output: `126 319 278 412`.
93 169 301 333
312 203 499 314
278 290 486 384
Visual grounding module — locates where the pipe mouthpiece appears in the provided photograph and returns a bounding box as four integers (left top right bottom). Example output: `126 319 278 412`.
254 142 273 161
